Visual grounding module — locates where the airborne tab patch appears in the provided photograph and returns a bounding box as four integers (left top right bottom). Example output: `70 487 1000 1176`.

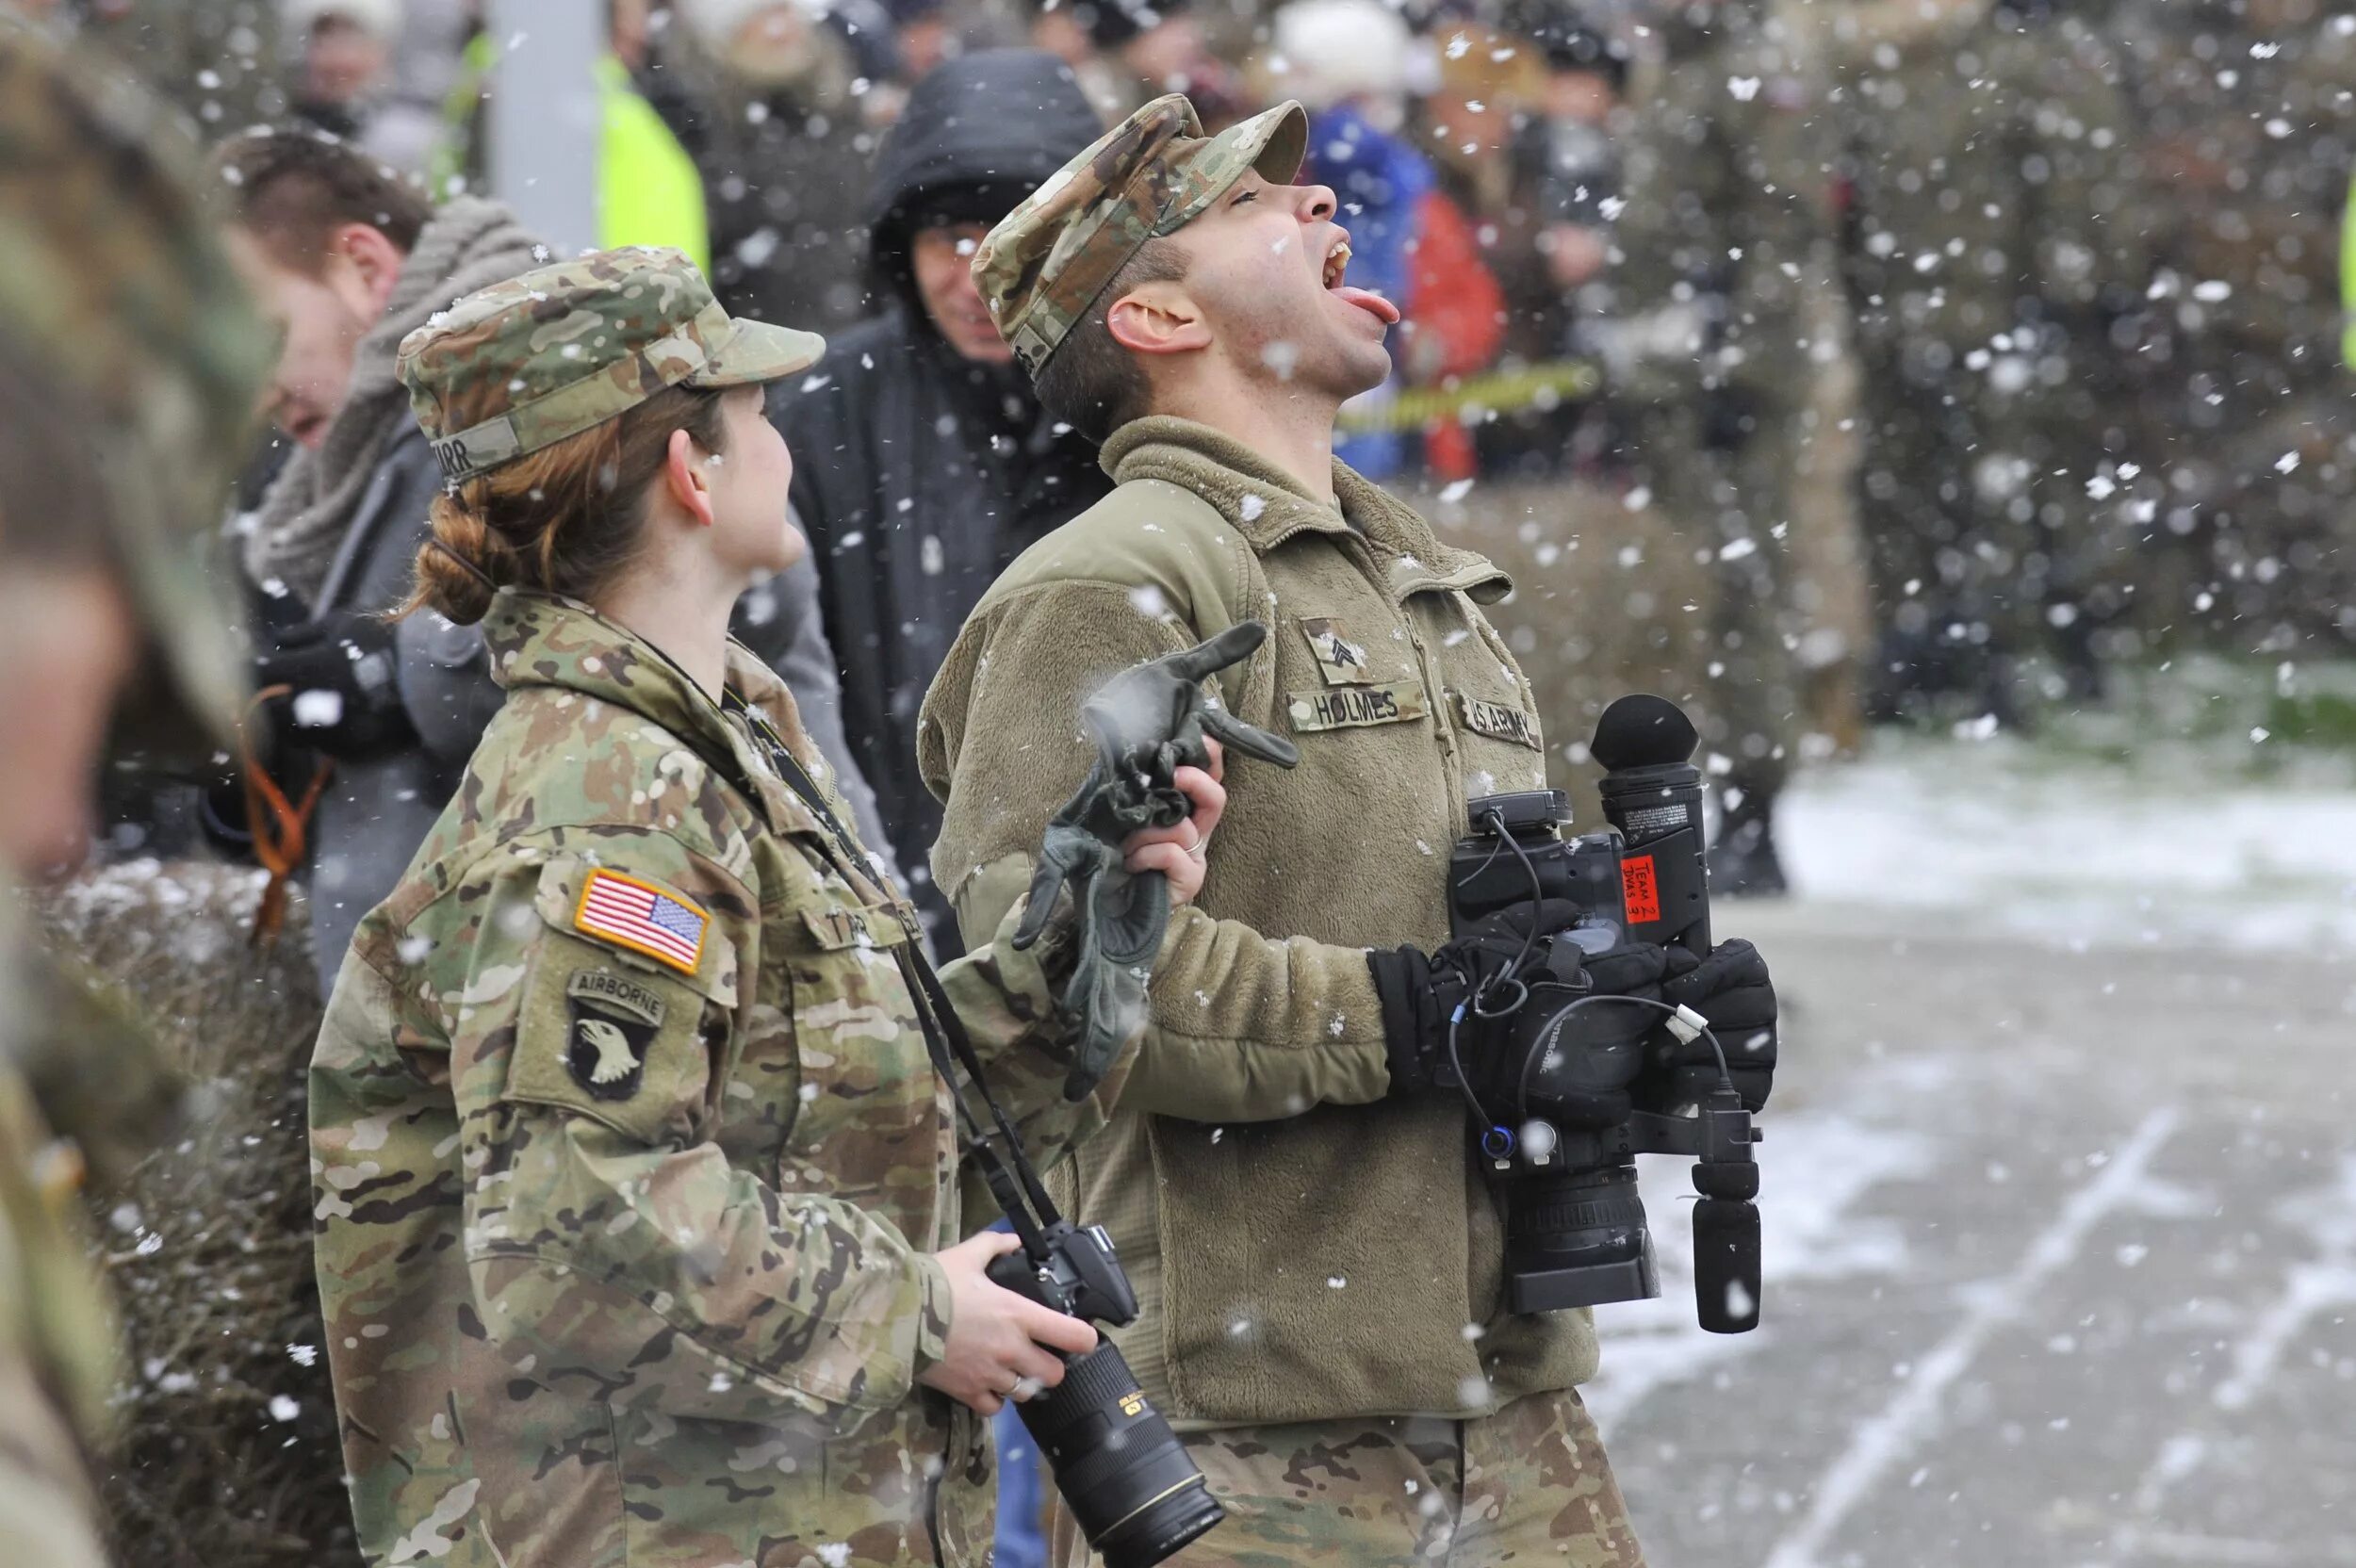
1298 616 1372 686
1456 693 1544 751
574 869 709 975
1287 681 1431 733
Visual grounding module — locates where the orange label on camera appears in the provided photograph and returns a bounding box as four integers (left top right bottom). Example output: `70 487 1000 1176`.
1621 855 1661 923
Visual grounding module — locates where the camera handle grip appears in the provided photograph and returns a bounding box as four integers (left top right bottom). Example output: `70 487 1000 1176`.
1628 1088 1762 1331
1693 1197 1760 1333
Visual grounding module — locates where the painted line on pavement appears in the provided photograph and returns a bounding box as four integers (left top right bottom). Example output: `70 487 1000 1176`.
2113 1527 2356 1566
1757 1105 2183 1568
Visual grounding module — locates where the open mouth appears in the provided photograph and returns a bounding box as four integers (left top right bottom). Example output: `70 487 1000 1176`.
1321 234 1401 325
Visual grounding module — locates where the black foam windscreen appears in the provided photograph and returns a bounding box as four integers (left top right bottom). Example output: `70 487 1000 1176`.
1591 694 1698 772
1693 1198 1761 1334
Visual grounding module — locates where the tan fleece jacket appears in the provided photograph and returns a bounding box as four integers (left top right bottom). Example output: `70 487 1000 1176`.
918 417 1596 1429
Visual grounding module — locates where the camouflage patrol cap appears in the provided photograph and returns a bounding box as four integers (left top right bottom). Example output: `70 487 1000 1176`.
397 247 824 484
0 17 273 744
972 93 1309 377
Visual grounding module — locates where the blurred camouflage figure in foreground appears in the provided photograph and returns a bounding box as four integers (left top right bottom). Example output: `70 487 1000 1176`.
0 12 270 1566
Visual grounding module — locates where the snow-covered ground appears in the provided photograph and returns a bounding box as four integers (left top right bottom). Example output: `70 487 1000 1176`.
1586 730 2356 1568
1777 736 2356 955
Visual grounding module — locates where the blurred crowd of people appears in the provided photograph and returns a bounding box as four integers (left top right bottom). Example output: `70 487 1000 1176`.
37 0 2345 755
19 0 2347 899
14 0 2345 928
36 2 2356 698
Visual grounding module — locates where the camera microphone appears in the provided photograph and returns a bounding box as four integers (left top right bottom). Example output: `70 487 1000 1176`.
1692 1195 1762 1334
1591 694 1710 955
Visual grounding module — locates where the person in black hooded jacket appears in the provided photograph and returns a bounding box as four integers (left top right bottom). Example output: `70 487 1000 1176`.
768 47 1110 953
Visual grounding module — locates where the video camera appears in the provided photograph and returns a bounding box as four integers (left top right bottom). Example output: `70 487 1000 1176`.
1445 695 1764 1333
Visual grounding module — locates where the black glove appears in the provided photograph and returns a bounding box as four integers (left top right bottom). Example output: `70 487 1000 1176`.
1640 938 1776 1113
1014 621 1300 1101
254 610 415 760
1370 899 1579 1092
1370 903 1680 1117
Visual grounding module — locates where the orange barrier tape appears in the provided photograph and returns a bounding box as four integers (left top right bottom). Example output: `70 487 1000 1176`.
240 685 332 946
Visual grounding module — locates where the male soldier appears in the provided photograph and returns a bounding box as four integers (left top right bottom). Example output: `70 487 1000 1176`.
1832 0 2145 717
921 96 1777 1565
0 17 273 1563
1612 0 1850 892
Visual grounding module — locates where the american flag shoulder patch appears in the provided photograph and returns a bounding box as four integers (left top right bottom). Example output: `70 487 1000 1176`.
573 869 709 976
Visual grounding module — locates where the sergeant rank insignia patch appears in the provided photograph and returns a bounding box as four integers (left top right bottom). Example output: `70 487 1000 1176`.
564 970 666 1101
1299 616 1372 685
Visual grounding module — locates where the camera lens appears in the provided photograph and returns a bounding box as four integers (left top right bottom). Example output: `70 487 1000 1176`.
1017 1341 1224 1568
1504 1164 1661 1314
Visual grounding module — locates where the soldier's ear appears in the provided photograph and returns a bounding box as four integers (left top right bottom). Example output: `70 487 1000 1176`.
661 427 718 530
1107 282 1210 358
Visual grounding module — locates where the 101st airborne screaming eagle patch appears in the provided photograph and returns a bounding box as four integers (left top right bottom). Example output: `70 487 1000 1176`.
564 970 667 1102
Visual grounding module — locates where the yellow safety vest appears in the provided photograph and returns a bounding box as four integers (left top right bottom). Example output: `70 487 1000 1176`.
430 40 710 273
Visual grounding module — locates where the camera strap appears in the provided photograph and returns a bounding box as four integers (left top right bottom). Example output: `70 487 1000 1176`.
724 691 1069 1256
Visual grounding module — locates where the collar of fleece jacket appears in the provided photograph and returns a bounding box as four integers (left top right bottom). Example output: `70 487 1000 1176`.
1099 415 1514 605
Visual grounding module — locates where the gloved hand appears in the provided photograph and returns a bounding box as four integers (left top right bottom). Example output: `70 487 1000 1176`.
1369 900 1582 1092
1015 621 1299 1101
1369 902 1679 1116
254 610 415 760
1639 938 1776 1113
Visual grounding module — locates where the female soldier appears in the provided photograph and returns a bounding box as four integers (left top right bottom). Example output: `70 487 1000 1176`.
306 247 1221 1568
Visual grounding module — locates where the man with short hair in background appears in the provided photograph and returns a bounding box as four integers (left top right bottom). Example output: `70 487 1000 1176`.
215 128 884 989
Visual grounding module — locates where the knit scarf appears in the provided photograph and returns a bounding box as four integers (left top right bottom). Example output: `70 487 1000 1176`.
244 198 547 608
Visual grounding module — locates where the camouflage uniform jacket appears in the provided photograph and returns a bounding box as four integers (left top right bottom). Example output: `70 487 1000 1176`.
309 592 1123 1568
918 417 1571 1431
0 903 118 1568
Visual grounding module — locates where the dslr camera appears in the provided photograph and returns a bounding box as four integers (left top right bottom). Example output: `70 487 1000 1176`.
1444 696 1764 1333
987 1219 1223 1568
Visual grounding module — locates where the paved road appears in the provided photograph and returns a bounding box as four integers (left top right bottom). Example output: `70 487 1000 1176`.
1589 901 2356 1568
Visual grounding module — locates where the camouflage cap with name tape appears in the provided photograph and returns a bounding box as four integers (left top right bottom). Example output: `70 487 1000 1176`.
972 92 1308 377
397 245 825 484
